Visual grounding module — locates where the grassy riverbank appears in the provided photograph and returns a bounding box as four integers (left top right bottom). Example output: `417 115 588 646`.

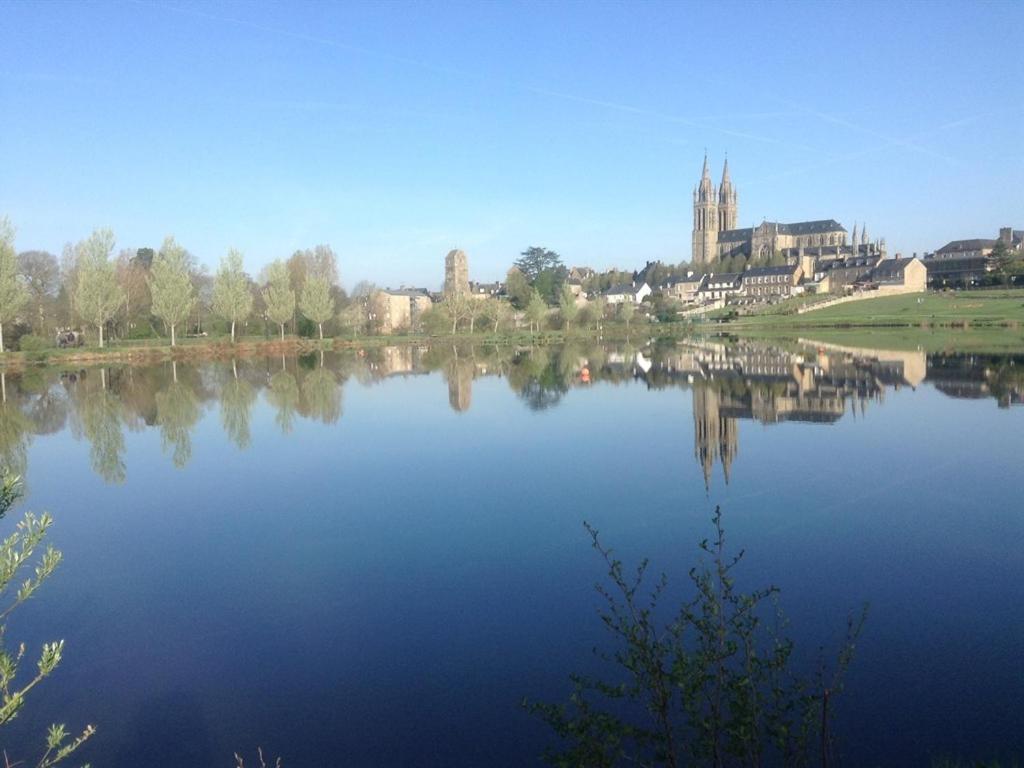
720 289 1024 330
3 290 1023 368
0 323 673 369
732 326 1024 354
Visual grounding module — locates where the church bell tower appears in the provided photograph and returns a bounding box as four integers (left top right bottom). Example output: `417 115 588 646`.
718 157 738 232
692 154 719 265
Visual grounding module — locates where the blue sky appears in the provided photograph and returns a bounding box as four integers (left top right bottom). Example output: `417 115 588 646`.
2 0 1022 289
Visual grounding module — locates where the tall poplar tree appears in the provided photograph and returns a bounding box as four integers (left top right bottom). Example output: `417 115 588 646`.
211 249 253 343
74 229 123 348
262 260 295 341
0 217 29 353
149 236 195 346
558 284 579 332
299 274 334 340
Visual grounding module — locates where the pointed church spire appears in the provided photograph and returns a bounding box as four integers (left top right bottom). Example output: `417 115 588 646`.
861 224 868 245
851 222 858 250
721 155 731 184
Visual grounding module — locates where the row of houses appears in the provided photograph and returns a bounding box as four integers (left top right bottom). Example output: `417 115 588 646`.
612 253 928 312
369 224 1020 332
923 226 1023 286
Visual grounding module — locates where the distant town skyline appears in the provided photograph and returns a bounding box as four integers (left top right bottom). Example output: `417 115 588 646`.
2 1 1022 289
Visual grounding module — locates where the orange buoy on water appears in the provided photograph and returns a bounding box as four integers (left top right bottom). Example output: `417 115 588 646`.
581 366 590 383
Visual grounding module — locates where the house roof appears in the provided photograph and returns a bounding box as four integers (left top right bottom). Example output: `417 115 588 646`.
766 219 846 235
868 257 920 281
817 255 881 271
922 255 991 270
936 238 997 253
701 272 743 286
383 288 431 297
742 264 800 279
719 219 846 242
719 228 754 243
468 281 502 293
603 282 648 296
666 275 706 288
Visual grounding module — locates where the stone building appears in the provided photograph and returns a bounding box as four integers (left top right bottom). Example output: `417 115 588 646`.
740 264 803 300
925 226 1022 286
443 249 469 297
691 155 883 266
370 289 432 334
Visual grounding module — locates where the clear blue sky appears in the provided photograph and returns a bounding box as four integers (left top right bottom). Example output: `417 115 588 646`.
2 0 1022 289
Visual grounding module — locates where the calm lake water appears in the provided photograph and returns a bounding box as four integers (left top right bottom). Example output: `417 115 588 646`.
1 338 1022 766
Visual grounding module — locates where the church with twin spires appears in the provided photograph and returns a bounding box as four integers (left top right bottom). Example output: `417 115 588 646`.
691 155 879 266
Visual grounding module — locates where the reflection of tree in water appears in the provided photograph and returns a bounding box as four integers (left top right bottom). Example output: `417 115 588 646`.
26 388 69 436
267 368 299 434
508 347 570 411
301 365 342 425
79 382 126 484
219 363 257 450
155 380 201 468
0 401 32 478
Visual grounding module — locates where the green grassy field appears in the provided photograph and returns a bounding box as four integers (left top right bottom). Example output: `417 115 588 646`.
725 289 1024 329
733 326 1024 354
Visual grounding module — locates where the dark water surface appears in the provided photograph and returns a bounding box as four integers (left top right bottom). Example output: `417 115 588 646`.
1 339 1022 766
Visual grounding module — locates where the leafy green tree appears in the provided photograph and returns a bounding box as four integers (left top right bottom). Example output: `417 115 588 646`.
525 290 547 334
618 299 636 328
17 250 60 336
558 285 579 332
212 249 253 342
0 217 29 352
534 267 568 305
506 267 532 309
262 261 295 341
299 274 334 340
338 300 368 338
514 246 564 282
465 296 488 333
485 298 513 333
148 236 196 346
74 229 123 348
0 473 96 767
991 240 1019 285
441 292 472 334
591 296 608 330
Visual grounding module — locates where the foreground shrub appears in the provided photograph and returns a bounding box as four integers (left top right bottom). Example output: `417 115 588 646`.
526 506 867 768
17 334 51 352
0 472 94 766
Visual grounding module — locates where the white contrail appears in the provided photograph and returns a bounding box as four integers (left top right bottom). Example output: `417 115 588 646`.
130 1 833 156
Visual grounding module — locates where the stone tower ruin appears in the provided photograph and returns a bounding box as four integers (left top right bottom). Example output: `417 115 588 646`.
444 248 469 297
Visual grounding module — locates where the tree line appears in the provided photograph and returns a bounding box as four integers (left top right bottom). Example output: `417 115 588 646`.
0 216 345 350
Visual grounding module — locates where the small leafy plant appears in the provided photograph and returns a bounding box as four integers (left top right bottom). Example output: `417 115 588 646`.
526 506 867 768
0 472 94 767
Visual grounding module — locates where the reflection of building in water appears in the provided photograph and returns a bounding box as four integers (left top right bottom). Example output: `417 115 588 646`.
654 340 931 487
926 353 1024 408
443 347 477 413
692 386 737 488
447 362 473 412
374 346 416 376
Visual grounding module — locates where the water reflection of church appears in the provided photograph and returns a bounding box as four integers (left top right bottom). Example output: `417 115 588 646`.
655 341 928 487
